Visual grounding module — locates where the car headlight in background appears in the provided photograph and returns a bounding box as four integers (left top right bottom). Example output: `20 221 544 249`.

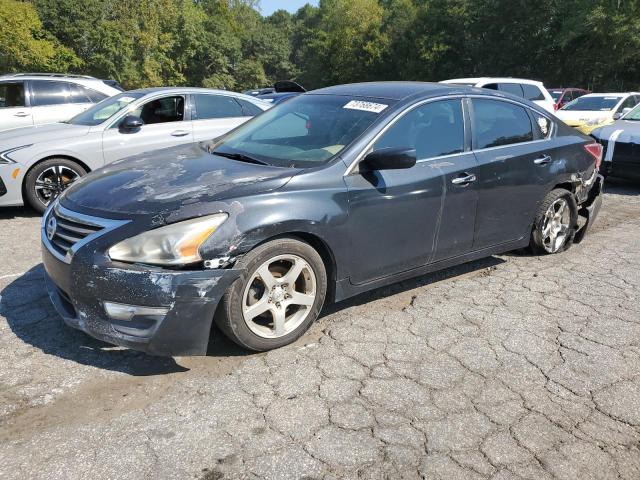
108 213 228 266
0 144 32 164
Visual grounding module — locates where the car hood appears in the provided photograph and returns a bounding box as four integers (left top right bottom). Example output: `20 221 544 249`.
555 110 611 124
0 122 91 148
592 120 640 143
61 143 297 217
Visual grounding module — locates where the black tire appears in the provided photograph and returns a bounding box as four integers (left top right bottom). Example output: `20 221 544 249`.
215 237 327 351
530 188 578 255
24 158 87 214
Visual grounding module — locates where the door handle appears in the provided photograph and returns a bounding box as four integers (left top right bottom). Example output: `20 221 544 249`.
534 155 552 165
170 130 190 137
14 112 30 117
451 173 477 185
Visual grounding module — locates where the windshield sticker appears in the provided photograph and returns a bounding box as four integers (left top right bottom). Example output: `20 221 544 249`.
537 116 549 135
119 96 137 103
343 100 388 113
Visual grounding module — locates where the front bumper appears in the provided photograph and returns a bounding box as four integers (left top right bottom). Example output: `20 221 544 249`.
41 223 242 357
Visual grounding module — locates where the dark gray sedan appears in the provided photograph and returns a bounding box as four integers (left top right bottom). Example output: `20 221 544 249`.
41 82 604 355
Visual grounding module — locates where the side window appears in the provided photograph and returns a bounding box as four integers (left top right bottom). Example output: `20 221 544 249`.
373 99 464 160
130 96 185 125
31 80 72 106
618 96 638 112
522 84 545 101
236 98 264 116
472 99 534 149
483 83 499 91
194 94 243 120
498 83 524 98
0 82 25 108
66 84 92 104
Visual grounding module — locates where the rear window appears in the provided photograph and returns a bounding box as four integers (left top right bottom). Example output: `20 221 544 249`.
236 98 264 116
31 80 73 106
194 94 244 119
472 99 534 149
561 96 622 111
549 90 563 101
497 83 524 98
522 84 545 101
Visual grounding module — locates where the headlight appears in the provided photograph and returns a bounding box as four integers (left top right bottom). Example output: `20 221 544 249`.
0 144 32 164
108 213 228 266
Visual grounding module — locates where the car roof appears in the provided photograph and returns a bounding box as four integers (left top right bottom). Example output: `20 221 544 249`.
548 87 587 91
309 82 458 101
442 77 544 86
581 92 637 98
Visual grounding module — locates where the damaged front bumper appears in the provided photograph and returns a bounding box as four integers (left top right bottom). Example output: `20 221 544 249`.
42 236 242 357
574 172 604 244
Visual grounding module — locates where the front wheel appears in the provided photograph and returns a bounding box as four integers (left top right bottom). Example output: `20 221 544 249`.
215 238 327 351
24 158 87 213
530 188 577 254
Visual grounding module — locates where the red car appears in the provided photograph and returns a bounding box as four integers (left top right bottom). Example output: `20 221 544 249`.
548 87 590 110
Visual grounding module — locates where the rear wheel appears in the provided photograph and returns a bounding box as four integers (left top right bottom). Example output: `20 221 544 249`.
530 189 577 254
216 238 327 351
24 158 86 213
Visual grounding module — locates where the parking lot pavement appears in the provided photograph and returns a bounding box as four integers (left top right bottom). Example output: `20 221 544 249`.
1 184 640 480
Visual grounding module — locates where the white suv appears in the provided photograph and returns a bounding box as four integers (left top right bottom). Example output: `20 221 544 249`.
0 73 121 132
440 77 556 113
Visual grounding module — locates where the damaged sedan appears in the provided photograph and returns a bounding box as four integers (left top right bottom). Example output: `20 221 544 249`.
41 82 604 355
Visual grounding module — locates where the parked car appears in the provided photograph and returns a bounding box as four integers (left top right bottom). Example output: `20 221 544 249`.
0 73 121 132
244 80 306 104
440 77 556 112
591 103 640 180
40 82 604 356
0 87 270 212
555 92 640 135
548 87 590 110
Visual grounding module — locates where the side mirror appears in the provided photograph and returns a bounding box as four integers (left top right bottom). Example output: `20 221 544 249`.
120 115 144 132
613 112 622 120
362 147 417 171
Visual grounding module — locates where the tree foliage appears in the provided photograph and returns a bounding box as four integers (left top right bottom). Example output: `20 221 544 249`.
1 0 639 91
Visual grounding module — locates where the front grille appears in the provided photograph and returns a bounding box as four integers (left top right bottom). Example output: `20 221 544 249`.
46 207 104 259
43 204 129 263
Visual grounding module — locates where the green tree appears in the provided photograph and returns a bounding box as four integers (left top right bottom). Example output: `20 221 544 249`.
0 0 80 73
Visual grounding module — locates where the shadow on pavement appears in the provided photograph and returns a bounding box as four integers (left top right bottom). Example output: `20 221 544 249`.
323 255 506 315
603 177 640 195
1 265 189 376
0 206 40 220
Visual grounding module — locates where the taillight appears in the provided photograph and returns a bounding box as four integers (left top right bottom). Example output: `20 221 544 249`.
584 142 603 170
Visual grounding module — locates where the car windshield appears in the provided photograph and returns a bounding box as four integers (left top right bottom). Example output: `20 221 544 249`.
549 90 563 101
210 94 394 168
623 104 640 121
68 92 145 126
561 96 622 112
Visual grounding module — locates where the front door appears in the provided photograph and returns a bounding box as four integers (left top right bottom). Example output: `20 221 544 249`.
102 95 193 164
470 98 557 249
0 81 32 130
345 98 472 284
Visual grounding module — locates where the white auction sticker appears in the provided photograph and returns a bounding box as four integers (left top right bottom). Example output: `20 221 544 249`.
343 100 388 113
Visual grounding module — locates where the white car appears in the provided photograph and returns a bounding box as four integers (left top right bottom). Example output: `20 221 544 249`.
0 73 122 132
0 87 270 212
554 92 640 135
440 77 556 113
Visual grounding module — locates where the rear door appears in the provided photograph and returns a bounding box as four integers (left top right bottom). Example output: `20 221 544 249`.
101 94 193 164
30 80 88 124
470 97 557 248
191 94 255 142
0 81 33 130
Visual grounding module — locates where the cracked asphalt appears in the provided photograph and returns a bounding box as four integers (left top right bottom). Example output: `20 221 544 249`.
1 181 640 480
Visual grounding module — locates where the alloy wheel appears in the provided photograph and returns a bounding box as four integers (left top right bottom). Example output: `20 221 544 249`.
34 165 81 206
242 254 317 339
541 197 570 253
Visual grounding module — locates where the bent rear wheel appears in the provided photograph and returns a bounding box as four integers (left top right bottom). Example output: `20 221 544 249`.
24 158 87 214
531 189 577 254
216 238 327 351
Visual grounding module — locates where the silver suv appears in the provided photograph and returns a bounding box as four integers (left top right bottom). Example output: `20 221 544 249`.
0 73 121 132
